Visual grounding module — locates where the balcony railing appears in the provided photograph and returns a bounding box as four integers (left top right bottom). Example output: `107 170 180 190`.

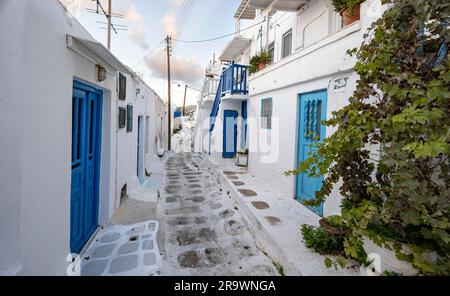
202 78 220 99
221 63 249 96
209 76 223 132
209 63 248 133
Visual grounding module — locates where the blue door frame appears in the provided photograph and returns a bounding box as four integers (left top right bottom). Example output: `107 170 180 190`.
223 110 238 158
71 80 103 254
137 117 141 177
241 101 248 149
296 90 327 216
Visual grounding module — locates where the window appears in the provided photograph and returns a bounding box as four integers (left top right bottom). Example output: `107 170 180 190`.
267 42 275 64
118 107 126 129
261 98 272 129
118 73 126 100
282 29 292 58
126 105 133 132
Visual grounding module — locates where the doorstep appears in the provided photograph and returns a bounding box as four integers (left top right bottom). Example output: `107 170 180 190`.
205 156 359 276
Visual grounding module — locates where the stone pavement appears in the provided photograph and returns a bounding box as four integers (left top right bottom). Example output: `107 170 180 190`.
80 221 162 276
207 158 361 276
159 153 281 276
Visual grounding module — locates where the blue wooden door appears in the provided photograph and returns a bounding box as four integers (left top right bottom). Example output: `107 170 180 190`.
223 110 238 158
71 81 102 253
296 90 327 215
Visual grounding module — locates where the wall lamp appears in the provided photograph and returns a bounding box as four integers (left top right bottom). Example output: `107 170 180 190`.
96 65 107 82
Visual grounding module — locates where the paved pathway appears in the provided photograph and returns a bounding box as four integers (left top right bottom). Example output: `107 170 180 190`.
159 153 279 276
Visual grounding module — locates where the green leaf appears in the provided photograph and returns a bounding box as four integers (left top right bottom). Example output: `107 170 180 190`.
324 257 333 269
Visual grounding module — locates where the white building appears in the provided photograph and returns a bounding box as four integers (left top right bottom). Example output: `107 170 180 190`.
194 0 385 216
0 0 168 275
193 62 223 154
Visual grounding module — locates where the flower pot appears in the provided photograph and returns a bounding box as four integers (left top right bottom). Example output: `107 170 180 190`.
340 4 361 27
362 237 436 276
257 62 266 71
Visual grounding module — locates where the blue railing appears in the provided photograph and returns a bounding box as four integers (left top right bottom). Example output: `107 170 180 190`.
221 63 248 95
209 74 223 132
209 63 248 133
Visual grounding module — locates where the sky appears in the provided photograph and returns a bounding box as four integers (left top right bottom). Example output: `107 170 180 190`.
60 0 243 107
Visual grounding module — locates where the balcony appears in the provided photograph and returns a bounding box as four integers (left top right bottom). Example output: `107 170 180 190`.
209 63 249 132
219 37 251 62
235 0 309 19
202 78 220 102
220 63 249 99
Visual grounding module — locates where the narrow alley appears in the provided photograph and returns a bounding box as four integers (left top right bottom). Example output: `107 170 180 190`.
159 152 279 276
78 117 280 276
2 0 447 281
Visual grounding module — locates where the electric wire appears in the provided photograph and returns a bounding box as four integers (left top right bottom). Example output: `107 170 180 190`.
132 39 165 68
175 0 190 32
172 19 265 43
178 0 196 36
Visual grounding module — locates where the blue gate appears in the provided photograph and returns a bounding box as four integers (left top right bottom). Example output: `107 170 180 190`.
71 80 102 254
296 90 327 216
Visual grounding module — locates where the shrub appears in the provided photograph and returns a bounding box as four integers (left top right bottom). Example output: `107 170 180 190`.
288 0 450 275
331 0 364 14
249 50 271 74
302 224 345 255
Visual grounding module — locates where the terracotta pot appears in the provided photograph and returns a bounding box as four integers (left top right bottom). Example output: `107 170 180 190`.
340 4 361 27
257 62 266 71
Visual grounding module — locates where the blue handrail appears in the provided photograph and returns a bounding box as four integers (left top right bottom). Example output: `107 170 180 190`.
209 74 223 132
209 63 248 133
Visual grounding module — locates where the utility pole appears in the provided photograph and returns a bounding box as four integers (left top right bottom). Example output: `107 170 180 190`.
107 0 112 50
182 84 188 116
166 35 172 151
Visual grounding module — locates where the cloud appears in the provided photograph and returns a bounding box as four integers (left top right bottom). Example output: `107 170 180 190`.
128 24 149 50
162 11 179 38
170 0 185 8
146 53 204 85
121 4 149 50
123 5 143 22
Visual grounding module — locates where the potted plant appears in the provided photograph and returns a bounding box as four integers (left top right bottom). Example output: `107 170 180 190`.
236 149 249 167
249 51 271 74
332 0 363 26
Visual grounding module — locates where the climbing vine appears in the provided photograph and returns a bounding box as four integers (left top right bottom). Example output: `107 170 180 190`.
287 0 450 275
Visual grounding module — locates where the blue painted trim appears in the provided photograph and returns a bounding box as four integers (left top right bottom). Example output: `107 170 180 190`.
73 80 102 95
241 101 248 150
137 117 141 177
92 91 102 236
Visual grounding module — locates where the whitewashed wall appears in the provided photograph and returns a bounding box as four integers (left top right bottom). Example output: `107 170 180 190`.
244 0 385 216
0 0 164 275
